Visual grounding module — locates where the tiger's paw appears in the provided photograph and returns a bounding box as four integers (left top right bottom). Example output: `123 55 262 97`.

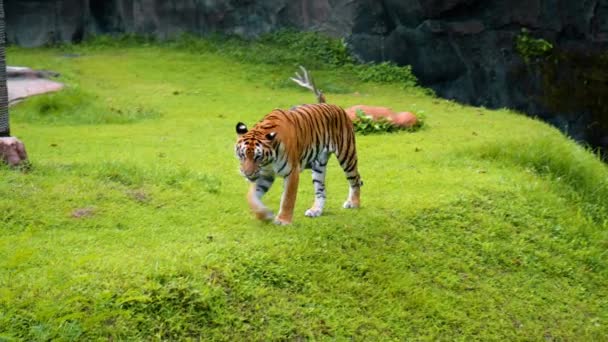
305 208 323 217
343 201 360 209
273 216 292 225
255 210 274 222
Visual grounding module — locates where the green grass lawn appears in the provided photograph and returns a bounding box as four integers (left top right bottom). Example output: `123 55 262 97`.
1 37 607 340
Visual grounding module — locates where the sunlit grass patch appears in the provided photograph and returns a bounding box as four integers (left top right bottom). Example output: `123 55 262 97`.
1 34 607 340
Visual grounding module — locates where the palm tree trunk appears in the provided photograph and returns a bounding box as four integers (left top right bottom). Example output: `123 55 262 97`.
0 0 9 137
0 0 28 167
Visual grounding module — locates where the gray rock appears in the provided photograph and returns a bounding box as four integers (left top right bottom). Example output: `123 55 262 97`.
5 0 608 153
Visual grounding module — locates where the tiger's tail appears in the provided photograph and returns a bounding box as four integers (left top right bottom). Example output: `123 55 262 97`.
290 65 326 104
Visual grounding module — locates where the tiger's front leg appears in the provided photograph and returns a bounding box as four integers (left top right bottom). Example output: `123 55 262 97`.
247 175 275 221
275 171 300 225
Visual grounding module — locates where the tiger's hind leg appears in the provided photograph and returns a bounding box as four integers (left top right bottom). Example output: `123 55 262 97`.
337 143 362 209
305 154 329 217
343 171 361 209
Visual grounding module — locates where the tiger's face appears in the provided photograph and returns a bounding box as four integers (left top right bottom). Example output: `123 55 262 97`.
235 122 276 182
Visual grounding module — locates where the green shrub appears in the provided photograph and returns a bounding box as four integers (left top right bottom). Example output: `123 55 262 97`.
515 28 553 63
260 30 355 67
353 62 417 87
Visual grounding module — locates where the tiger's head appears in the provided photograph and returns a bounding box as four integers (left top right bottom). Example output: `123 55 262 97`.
235 122 277 182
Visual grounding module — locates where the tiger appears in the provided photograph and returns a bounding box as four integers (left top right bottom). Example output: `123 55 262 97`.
234 103 362 225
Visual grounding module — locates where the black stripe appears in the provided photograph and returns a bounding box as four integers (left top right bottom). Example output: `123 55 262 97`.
261 175 275 183
344 163 356 173
309 145 317 163
311 114 323 145
341 149 356 169
337 136 346 162
301 148 311 165
312 107 325 145
344 155 357 172
324 116 332 149
276 159 288 174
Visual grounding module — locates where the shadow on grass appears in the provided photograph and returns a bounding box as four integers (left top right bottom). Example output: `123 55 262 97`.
12 87 161 125
466 136 608 223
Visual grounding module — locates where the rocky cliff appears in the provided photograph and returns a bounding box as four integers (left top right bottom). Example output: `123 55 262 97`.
5 0 608 151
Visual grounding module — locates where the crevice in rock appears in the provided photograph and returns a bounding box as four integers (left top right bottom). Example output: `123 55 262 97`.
89 0 119 33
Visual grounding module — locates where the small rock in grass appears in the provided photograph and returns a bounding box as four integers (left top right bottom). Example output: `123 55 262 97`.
72 207 95 218
0 137 28 167
128 189 149 203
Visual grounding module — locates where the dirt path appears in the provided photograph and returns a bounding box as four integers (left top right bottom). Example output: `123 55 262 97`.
7 66 63 106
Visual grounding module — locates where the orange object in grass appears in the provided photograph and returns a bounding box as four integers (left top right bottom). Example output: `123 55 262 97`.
345 105 417 128
390 112 418 127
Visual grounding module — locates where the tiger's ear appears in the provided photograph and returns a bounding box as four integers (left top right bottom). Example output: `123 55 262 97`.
265 132 277 141
236 122 248 135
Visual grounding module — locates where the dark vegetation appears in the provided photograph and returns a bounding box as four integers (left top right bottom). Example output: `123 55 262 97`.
515 28 608 159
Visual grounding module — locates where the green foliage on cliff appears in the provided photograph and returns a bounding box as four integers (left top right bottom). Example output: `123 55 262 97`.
259 30 355 67
1 36 607 341
540 50 608 148
353 62 417 87
514 29 608 151
515 28 553 63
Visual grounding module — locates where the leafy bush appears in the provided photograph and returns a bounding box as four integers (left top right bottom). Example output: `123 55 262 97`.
353 62 417 87
259 30 355 67
515 28 553 63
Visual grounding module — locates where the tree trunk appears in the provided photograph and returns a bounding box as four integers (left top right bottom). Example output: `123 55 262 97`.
0 0 8 137
0 0 29 167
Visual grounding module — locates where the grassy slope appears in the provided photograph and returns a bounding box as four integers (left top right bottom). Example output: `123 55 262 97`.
1 43 607 341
